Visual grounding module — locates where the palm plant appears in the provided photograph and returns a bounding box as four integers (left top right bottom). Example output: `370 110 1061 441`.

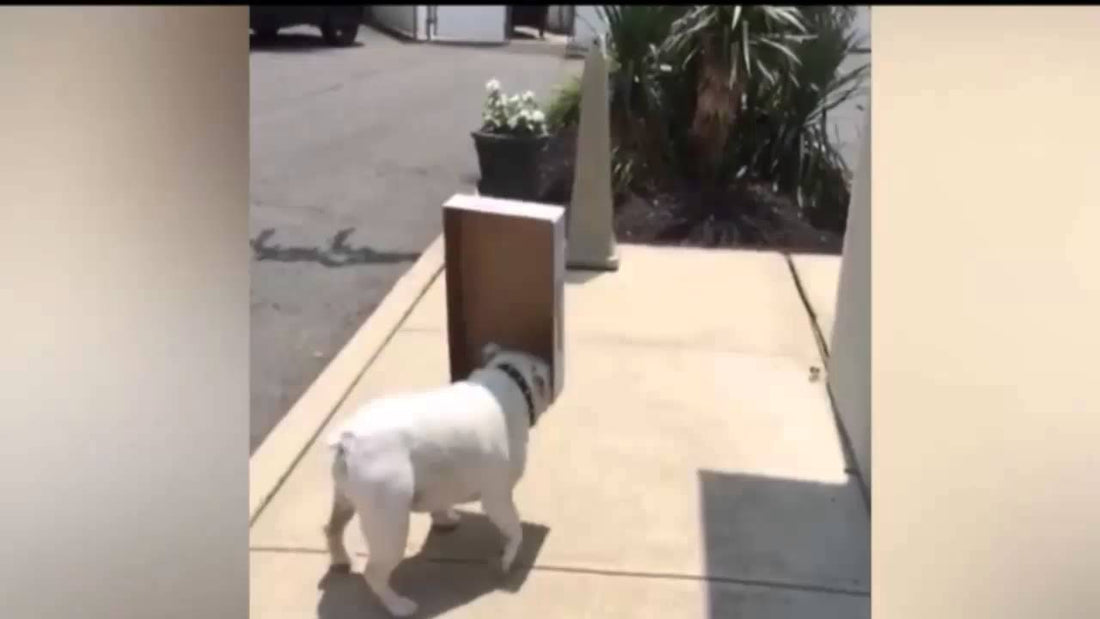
597 5 686 180
597 5 683 117
736 5 869 228
573 5 866 232
661 5 808 182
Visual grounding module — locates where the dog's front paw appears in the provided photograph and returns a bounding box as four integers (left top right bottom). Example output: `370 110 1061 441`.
384 596 419 617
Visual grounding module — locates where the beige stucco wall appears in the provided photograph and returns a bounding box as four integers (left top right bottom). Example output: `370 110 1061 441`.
873 7 1100 617
828 111 871 492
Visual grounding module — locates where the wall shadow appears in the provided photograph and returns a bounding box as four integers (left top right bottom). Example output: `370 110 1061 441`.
698 470 870 618
251 228 421 268
318 510 549 618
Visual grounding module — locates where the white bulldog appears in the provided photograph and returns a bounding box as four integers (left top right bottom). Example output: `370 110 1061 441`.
323 343 553 617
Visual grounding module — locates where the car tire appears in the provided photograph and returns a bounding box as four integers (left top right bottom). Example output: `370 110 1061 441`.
321 21 358 46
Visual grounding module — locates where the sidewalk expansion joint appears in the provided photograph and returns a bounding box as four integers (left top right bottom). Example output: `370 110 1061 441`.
783 253 831 362
249 545 870 598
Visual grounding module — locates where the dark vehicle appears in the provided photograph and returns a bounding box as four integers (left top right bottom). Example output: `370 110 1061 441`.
250 6 364 47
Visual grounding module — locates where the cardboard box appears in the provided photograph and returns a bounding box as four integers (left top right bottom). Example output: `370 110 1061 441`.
442 193 565 400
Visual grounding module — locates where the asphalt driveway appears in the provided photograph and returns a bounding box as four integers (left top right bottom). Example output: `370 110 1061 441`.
250 26 581 452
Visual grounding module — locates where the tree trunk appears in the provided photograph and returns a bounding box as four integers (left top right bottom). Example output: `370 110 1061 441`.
690 38 742 184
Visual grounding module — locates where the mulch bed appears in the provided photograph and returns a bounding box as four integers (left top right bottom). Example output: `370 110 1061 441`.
535 128 844 255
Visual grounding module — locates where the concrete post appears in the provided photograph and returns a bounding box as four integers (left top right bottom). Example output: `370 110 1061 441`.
566 36 619 271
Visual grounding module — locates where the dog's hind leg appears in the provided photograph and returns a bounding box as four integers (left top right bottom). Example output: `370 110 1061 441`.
323 489 355 571
324 447 356 570
481 491 523 573
356 488 417 617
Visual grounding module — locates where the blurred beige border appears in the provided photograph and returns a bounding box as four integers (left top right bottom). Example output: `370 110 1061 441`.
873 7 1100 618
0 7 250 618
249 236 445 522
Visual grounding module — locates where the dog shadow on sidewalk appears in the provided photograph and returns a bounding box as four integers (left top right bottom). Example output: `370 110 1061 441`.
317 510 550 618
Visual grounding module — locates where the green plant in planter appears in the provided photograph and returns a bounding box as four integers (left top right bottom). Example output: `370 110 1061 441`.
545 75 582 132
472 79 551 200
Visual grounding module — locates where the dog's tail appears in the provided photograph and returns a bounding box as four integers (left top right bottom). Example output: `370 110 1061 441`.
326 429 351 451
326 430 354 484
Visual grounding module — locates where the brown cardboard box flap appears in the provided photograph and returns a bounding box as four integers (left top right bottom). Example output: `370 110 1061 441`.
442 193 566 400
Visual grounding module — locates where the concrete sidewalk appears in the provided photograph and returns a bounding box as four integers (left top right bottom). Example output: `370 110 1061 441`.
249 244 868 618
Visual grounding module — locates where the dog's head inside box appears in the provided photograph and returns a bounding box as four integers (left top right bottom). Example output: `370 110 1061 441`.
442 194 565 401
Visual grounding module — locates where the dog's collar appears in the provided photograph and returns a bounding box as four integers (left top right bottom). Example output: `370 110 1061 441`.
497 362 536 427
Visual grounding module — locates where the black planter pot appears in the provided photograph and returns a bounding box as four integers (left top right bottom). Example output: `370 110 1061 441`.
471 130 549 201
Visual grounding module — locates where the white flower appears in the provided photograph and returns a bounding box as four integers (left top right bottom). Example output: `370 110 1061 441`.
479 81 548 134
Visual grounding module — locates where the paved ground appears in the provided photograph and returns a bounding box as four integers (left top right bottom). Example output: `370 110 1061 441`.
249 26 581 452
249 245 868 618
